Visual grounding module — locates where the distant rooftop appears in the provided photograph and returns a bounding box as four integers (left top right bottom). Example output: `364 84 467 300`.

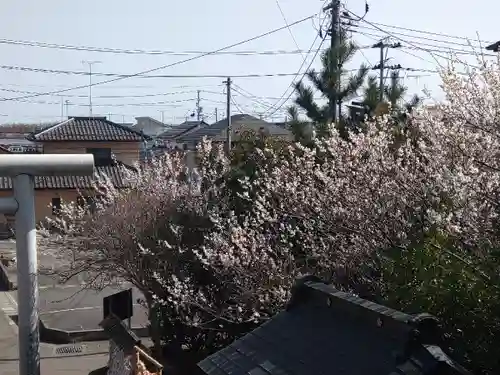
157 120 208 140
28 117 149 142
177 114 292 143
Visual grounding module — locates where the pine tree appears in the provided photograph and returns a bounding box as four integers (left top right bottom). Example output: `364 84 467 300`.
289 32 369 138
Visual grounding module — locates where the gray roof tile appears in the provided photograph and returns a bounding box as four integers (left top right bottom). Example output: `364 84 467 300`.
157 120 208 140
0 161 133 190
177 114 291 143
29 117 149 142
198 277 474 375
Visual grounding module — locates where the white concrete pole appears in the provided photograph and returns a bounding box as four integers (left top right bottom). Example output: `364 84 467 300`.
0 154 94 375
14 174 39 375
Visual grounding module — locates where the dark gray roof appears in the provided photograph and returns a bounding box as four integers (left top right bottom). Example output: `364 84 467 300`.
198 276 473 375
28 117 149 142
157 120 208 140
0 160 134 190
177 114 290 143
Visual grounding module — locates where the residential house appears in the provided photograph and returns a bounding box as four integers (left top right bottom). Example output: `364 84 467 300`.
177 114 292 146
0 116 148 223
176 114 292 168
156 120 208 149
198 276 473 375
133 117 170 137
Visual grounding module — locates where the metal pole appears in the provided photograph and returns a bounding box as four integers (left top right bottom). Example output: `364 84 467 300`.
82 61 101 117
89 64 93 116
224 78 232 154
196 90 201 122
14 174 40 375
60 97 64 122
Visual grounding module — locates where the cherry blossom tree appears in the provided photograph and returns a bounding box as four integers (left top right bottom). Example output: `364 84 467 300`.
39 55 500 373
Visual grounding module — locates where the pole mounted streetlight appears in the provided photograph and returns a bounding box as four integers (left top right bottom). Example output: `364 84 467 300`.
82 61 102 117
0 154 94 375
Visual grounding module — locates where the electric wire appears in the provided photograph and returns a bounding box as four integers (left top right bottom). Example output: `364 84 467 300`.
0 14 317 102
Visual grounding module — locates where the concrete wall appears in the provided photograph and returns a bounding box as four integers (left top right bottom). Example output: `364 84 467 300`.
42 141 140 166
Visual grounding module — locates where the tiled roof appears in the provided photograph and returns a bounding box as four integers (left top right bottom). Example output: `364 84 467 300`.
28 117 150 142
157 120 207 140
0 161 134 190
198 276 473 375
177 114 291 143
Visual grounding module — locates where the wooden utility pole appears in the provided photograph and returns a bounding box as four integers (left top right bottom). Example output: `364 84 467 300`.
372 40 401 103
324 0 341 123
196 90 203 121
223 78 232 154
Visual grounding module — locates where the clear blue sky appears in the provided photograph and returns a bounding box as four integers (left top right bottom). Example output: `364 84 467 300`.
0 0 496 124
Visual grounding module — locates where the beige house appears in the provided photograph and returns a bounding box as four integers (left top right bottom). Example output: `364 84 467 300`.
0 116 147 223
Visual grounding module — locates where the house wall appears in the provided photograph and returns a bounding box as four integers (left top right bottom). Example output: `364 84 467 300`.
0 189 83 223
41 141 140 166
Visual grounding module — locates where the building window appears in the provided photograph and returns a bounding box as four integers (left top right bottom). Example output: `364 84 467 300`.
51 198 61 216
77 195 99 213
86 148 112 166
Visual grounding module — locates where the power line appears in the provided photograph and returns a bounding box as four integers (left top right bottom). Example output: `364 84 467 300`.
351 28 495 57
263 19 327 117
0 64 318 79
354 24 486 50
9 98 198 107
0 14 317 103
264 32 328 118
275 0 305 60
364 20 494 46
0 38 321 56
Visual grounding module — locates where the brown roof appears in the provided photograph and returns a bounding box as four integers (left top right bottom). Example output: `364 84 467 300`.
28 117 149 142
0 161 135 190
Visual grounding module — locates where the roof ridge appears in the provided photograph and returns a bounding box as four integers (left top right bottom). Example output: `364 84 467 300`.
29 117 151 142
103 117 149 139
30 118 74 139
287 276 418 338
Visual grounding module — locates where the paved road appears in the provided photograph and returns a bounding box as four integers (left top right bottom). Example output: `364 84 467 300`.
7 284 148 331
0 239 149 332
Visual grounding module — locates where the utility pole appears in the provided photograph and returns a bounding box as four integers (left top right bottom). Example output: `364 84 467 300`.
223 78 232 154
82 60 102 116
372 40 401 103
65 100 70 118
159 110 166 124
195 90 203 121
215 108 218 122
324 0 340 123
60 97 64 121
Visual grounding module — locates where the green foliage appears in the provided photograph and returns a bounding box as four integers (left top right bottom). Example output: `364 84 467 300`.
362 70 421 119
292 31 369 134
381 234 500 375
